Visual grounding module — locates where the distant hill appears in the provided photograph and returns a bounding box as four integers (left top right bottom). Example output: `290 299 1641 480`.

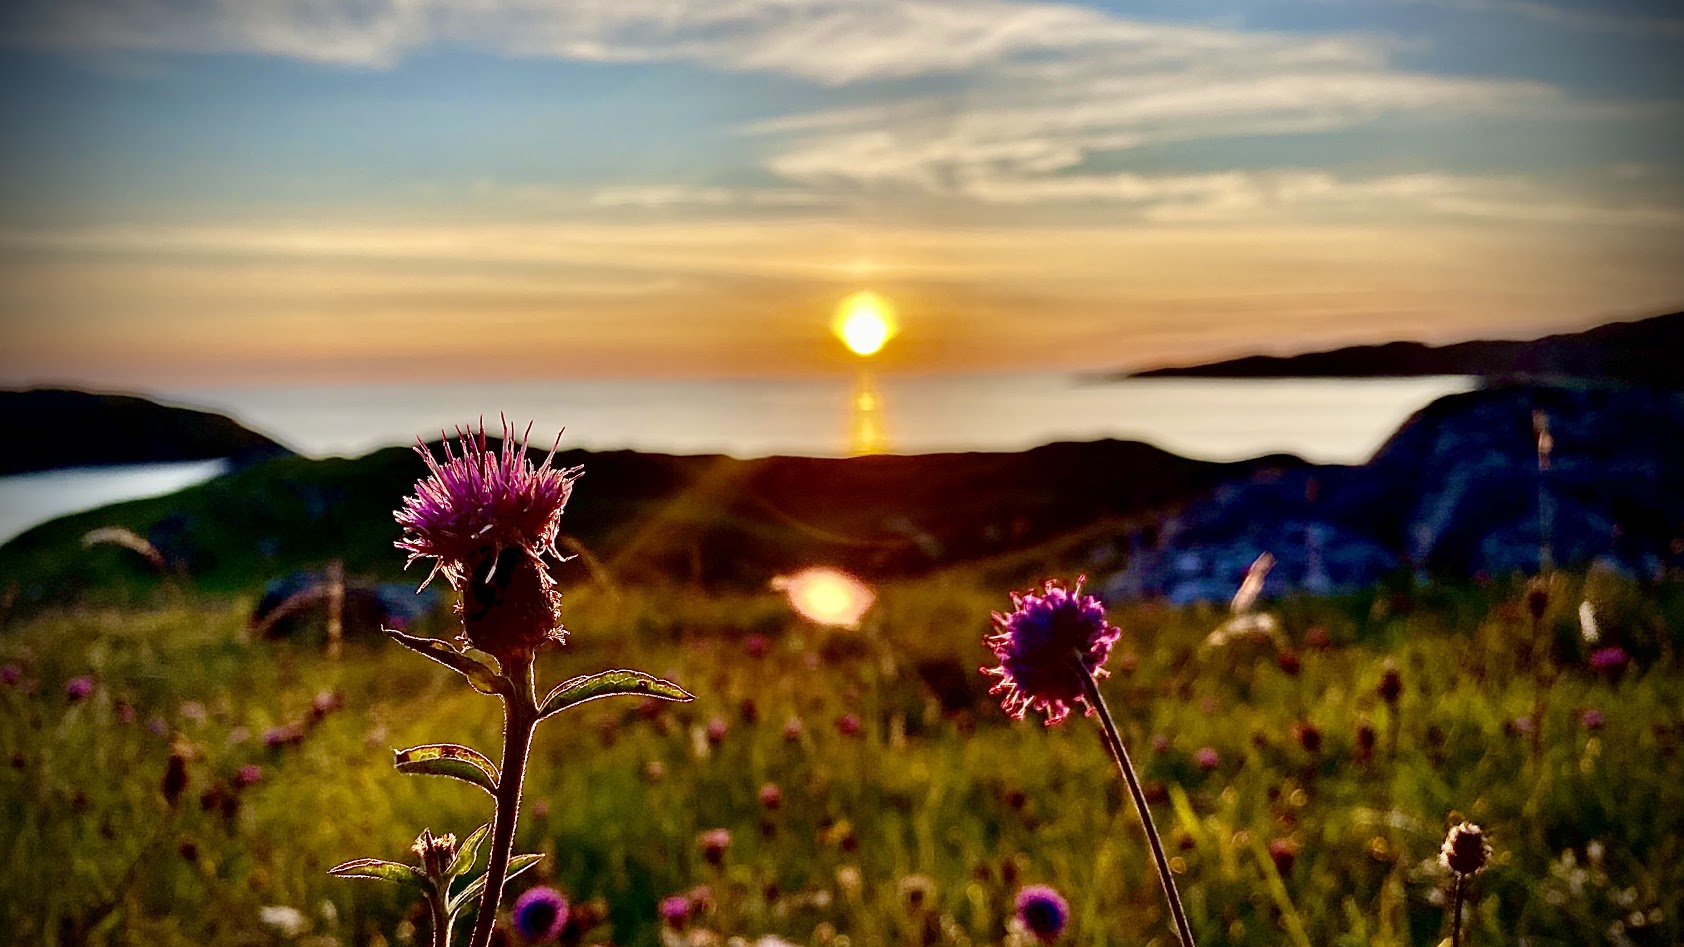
0 434 1301 611
1 388 291 476
1130 311 1684 387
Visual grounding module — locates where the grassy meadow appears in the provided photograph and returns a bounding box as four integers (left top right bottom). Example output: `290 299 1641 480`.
3 573 1682 946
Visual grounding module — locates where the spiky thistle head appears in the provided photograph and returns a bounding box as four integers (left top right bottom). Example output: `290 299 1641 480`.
395 417 580 588
394 418 582 662
983 578 1121 725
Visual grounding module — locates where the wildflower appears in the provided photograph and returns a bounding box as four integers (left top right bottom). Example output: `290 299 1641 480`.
115 700 136 724
162 750 189 807
65 676 95 702
705 717 728 745
1292 720 1323 754
1195 747 1220 771
897 874 936 912
659 895 690 929
234 764 264 788
1 664 20 686
311 689 345 719
1277 648 1302 676
643 760 665 782
264 723 305 748
782 716 803 741
699 828 731 866
983 578 1121 725
179 701 207 724
147 716 168 737
1588 646 1629 673
1377 661 1403 704
510 886 568 943
1014 885 1070 943
1440 822 1491 875
1304 626 1331 650
1578 601 1600 644
1525 577 1550 624
1150 734 1170 754
394 419 582 663
259 906 308 937
744 634 770 658
1268 837 1300 877
836 713 862 737
1580 708 1606 730
759 783 782 810
1354 719 1377 762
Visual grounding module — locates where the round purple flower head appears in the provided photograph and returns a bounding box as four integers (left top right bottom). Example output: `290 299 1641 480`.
1588 646 1629 672
1015 885 1070 943
394 418 582 662
65 676 96 702
984 578 1121 725
659 894 690 929
511 886 569 943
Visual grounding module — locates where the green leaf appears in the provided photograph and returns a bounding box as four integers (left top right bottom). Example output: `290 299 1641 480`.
448 823 491 879
447 854 544 916
327 858 429 890
384 627 505 696
538 669 694 719
393 744 499 797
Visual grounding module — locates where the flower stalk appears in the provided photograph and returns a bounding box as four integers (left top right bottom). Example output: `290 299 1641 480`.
469 656 538 947
1078 662 1197 947
330 420 693 945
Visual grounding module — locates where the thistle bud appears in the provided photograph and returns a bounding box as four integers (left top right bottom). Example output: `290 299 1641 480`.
410 828 459 880
1377 662 1403 705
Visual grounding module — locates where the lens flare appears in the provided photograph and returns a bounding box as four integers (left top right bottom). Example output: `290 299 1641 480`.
771 566 876 628
832 291 897 357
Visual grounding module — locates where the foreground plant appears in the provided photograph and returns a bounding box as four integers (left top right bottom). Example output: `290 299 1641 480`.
1441 821 1492 947
984 578 1196 946
331 420 693 947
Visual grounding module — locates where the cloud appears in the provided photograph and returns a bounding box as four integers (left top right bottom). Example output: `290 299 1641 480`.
1403 0 1684 38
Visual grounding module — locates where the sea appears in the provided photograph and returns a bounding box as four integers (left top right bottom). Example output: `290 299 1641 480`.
0 374 1475 544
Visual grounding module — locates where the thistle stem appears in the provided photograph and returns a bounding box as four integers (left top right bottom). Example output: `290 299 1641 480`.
1078 663 1197 947
429 889 454 947
468 657 538 947
1450 873 1466 947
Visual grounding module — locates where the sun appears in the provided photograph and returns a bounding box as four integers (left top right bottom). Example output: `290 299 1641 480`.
832 291 897 357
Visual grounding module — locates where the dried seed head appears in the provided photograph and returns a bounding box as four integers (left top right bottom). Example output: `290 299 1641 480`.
1440 822 1491 875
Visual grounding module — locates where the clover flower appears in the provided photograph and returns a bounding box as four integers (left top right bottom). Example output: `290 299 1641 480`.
1015 885 1070 943
699 828 731 866
511 886 568 943
394 419 582 663
983 578 1121 725
1195 746 1220 771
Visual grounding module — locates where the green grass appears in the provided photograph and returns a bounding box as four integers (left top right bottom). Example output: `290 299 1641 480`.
3 574 1682 946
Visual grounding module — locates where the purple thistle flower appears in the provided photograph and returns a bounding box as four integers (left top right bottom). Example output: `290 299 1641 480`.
511 886 569 943
836 712 862 737
983 578 1121 725
1580 708 1606 730
395 418 580 588
1194 746 1220 771
759 783 783 810
782 716 803 742
659 895 690 929
234 764 264 788
1015 885 1070 943
65 676 95 702
394 419 582 662
705 717 728 745
1 664 20 686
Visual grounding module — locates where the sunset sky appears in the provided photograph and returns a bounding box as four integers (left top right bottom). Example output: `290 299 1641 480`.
1 0 1682 388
